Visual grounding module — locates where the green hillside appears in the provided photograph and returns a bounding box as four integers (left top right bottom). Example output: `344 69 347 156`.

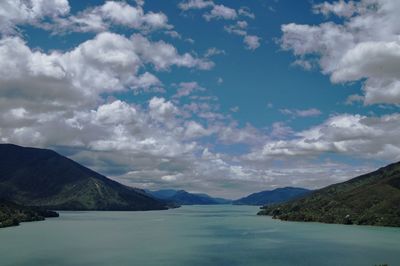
0 144 170 211
0 200 58 228
258 161 400 227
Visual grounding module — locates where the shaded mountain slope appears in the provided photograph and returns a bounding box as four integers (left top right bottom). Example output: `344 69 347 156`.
258 161 400 227
147 189 231 205
233 187 311 206
0 144 169 211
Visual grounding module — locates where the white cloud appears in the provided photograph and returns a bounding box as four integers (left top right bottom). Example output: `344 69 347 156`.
183 121 211 139
225 21 262 50
165 30 181 39
2 0 395 198
51 1 171 33
204 4 237 21
281 0 400 105
94 100 137 125
291 59 313 70
179 1 259 50
224 21 247 36
345 94 364 105
244 35 261 50
173 82 205 98
238 7 255 19
214 122 264 145
179 0 251 22
313 0 358 18
178 0 214 11
280 108 322 118
0 30 213 124
0 0 70 35
0 32 170 110
248 113 400 161
204 47 226 57
149 97 179 121
270 122 293 139
101 1 169 29
0 87 283 198
131 34 214 71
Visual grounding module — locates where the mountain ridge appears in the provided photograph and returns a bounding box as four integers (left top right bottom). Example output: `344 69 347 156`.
258 161 400 227
0 144 170 211
147 189 232 205
233 187 311 206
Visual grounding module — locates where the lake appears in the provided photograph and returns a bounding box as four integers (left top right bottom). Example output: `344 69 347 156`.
0 205 399 266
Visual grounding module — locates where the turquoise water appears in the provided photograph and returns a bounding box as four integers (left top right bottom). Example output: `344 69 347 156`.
0 205 399 266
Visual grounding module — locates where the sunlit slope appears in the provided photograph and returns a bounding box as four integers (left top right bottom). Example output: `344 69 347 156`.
259 162 400 227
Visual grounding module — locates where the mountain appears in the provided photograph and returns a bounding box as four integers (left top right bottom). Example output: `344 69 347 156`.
0 144 170 211
147 189 180 199
0 199 59 228
147 189 232 205
258 161 400 227
233 187 311 206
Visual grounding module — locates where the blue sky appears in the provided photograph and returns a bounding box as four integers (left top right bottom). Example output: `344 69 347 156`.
0 0 399 198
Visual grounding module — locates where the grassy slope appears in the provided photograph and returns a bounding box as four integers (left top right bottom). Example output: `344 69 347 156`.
258 162 400 227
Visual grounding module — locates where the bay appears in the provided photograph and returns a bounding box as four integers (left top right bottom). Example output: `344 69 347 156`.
1 205 399 266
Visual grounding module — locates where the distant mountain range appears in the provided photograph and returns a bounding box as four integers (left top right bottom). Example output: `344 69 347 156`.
259 161 400 227
146 189 232 205
3 144 399 228
233 187 311 206
0 144 170 211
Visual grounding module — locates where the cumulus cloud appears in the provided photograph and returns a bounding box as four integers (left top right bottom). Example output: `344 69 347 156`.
0 33 138 109
149 97 179 123
0 87 280 197
281 0 400 105
111 145 375 198
0 28 217 176
0 0 171 35
178 0 214 11
270 122 294 139
244 35 261 50
183 121 211 139
131 34 214 70
203 4 237 21
0 31 212 111
248 113 400 161
1 0 396 198
313 0 358 18
49 1 171 33
0 0 70 35
224 21 248 36
178 1 254 20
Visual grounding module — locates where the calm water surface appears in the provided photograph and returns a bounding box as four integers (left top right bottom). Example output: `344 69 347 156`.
0 205 399 266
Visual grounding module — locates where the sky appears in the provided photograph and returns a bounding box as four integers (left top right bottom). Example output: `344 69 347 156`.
0 0 400 199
